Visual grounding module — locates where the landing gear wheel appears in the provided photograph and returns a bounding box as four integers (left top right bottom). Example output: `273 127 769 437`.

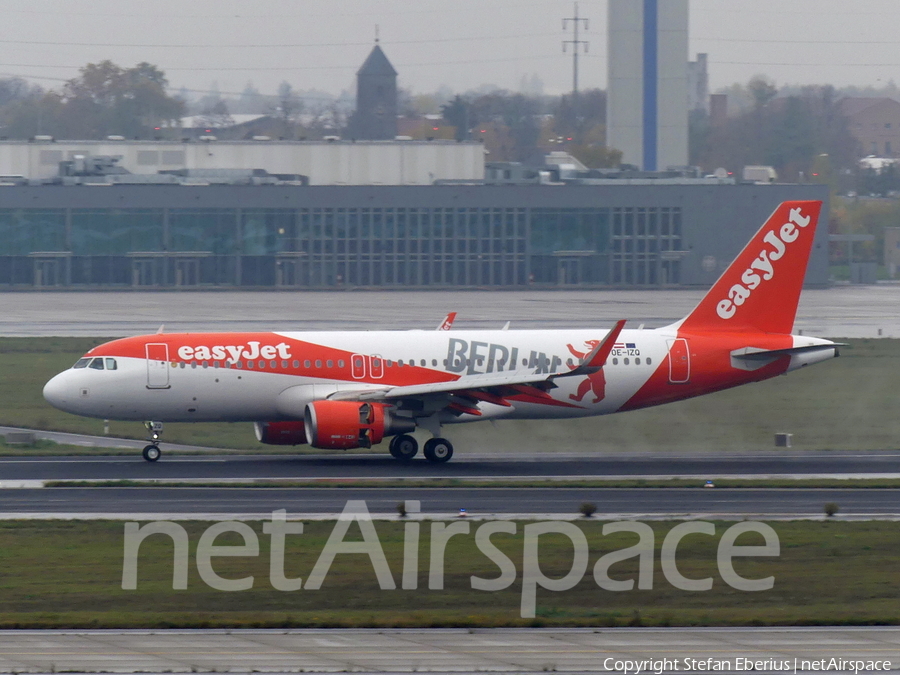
389 434 419 461
423 437 453 463
142 444 161 462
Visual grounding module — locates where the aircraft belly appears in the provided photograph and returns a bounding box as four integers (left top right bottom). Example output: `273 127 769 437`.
102 369 291 422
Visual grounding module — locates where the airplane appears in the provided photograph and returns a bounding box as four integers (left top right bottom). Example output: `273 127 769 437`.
43 200 839 464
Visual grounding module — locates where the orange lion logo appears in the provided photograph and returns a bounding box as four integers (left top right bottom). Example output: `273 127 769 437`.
566 340 607 403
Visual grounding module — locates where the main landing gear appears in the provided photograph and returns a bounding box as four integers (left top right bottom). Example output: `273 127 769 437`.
389 434 419 461
142 421 163 462
388 434 454 463
423 437 453 463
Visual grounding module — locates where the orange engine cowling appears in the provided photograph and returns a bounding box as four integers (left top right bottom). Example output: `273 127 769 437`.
304 400 388 450
254 421 308 446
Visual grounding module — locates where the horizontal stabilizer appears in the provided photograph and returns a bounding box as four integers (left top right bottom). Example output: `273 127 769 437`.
730 342 841 371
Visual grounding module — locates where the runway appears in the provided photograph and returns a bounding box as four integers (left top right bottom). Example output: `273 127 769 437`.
0 627 895 674
4 285 900 337
1 450 898 481
2 485 898 519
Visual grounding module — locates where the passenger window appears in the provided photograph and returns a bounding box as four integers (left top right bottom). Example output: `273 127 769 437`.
315 360 322 368
88 358 104 370
398 360 404 367
387 360 393 367
635 358 641 365
612 358 618 365
292 360 299 368
433 359 438 367
646 357 652 365
338 359 345 368
247 361 255 369
236 361 243 368
421 359 426 367
304 360 311 368
258 360 266 369
624 358 630 365
73 358 90 369
281 360 287 368
326 360 333 368
566 358 574 367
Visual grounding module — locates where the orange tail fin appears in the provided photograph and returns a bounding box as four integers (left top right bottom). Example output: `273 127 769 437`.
678 200 822 334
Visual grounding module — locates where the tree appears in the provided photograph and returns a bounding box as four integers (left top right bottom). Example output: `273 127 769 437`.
748 76 778 110
197 99 234 131
276 82 302 122
691 78 857 182
235 81 264 114
441 95 472 141
50 60 185 138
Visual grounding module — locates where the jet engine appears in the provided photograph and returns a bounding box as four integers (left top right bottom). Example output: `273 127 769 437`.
304 400 414 450
254 421 308 445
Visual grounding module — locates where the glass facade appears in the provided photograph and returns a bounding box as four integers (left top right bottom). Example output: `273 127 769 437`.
0 204 681 288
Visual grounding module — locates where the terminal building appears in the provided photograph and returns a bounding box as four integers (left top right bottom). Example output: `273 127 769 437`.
0 180 829 289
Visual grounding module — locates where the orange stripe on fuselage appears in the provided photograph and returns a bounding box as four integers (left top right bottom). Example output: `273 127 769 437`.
86 333 461 388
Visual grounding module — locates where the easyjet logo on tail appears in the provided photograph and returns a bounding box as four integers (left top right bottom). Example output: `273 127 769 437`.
716 207 811 320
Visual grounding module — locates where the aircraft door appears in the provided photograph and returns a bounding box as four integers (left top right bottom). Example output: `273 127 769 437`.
145 343 170 389
351 354 366 379
666 338 690 384
369 354 384 379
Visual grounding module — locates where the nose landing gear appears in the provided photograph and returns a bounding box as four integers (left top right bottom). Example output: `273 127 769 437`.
142 421 164 462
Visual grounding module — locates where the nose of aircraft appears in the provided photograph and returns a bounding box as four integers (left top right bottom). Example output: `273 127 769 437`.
43 371 74 412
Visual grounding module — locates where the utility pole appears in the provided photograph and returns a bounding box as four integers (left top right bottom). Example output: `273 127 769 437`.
562 2 589 130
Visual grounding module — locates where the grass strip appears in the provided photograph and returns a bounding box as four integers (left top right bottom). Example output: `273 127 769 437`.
0 519 897 628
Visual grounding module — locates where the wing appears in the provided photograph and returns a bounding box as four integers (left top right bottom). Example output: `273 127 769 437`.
330 320 627 417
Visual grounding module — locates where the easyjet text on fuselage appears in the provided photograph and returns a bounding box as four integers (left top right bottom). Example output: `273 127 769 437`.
176 341 292 362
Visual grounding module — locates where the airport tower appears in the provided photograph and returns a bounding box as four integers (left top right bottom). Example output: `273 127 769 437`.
607 0 688 170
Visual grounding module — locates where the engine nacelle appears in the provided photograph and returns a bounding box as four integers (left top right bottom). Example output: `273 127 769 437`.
254 421 307 446
304 400 412 450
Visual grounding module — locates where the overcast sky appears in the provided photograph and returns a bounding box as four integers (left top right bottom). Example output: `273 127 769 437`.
2 0 900 99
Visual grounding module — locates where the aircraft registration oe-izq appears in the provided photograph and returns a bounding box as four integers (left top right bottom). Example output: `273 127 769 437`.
44 200 839 464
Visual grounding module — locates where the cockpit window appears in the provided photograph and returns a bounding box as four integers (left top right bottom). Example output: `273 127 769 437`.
105 358 118 370
88 357 105 370
73 358 90 369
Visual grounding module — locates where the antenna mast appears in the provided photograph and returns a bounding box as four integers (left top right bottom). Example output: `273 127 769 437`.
562 2 589 127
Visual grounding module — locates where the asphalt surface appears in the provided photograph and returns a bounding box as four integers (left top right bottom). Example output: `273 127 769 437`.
5 286 900 337
1 485 898 518
0 627 896 674
1 450 899 481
